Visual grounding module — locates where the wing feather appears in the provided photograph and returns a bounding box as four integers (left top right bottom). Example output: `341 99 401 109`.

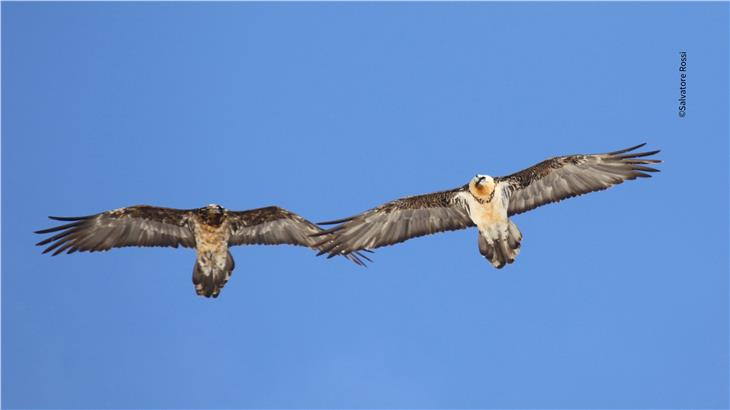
498 143 661 216
227 206 370 266
35 206 196 255
315 187 475 257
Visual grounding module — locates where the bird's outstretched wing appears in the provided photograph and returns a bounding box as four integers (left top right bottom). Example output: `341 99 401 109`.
314 187 475 258
35 206 197 255
226 206 371 266
497 143 661 216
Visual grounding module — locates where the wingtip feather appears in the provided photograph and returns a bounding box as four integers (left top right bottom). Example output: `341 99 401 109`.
317 216 354 226
48 215 92 221
608 143 646 155
615 150 660 160
34 221 84 234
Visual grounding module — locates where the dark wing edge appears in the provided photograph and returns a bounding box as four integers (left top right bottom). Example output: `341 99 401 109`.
226 206 371 266
35 205 197 255
497 143 661 216
313 186 475 258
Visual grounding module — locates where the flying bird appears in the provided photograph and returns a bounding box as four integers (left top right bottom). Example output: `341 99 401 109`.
315 143 661 268
36 204 370 298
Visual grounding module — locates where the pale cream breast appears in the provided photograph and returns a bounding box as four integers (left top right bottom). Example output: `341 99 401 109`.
475 201 507 225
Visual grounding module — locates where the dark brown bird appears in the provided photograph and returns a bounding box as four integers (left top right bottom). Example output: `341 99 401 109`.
36 204 369 298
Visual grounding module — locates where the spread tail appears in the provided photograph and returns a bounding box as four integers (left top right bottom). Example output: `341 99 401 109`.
478 221 522 269
192 251 235 298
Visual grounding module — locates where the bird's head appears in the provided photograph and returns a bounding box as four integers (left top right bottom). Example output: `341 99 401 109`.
202 204 226 226
206 204 225 214
469 174 495 199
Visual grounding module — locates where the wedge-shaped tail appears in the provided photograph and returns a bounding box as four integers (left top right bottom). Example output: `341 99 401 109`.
478 221 522 269
193 250 235 298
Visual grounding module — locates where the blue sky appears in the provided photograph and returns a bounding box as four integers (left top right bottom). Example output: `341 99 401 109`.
2 2 728 409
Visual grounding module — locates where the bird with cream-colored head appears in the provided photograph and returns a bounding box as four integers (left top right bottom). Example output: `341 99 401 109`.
469 174 496 200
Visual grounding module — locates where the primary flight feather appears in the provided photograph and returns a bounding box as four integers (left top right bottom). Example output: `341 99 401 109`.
36 204 370 298
316 143 661 268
